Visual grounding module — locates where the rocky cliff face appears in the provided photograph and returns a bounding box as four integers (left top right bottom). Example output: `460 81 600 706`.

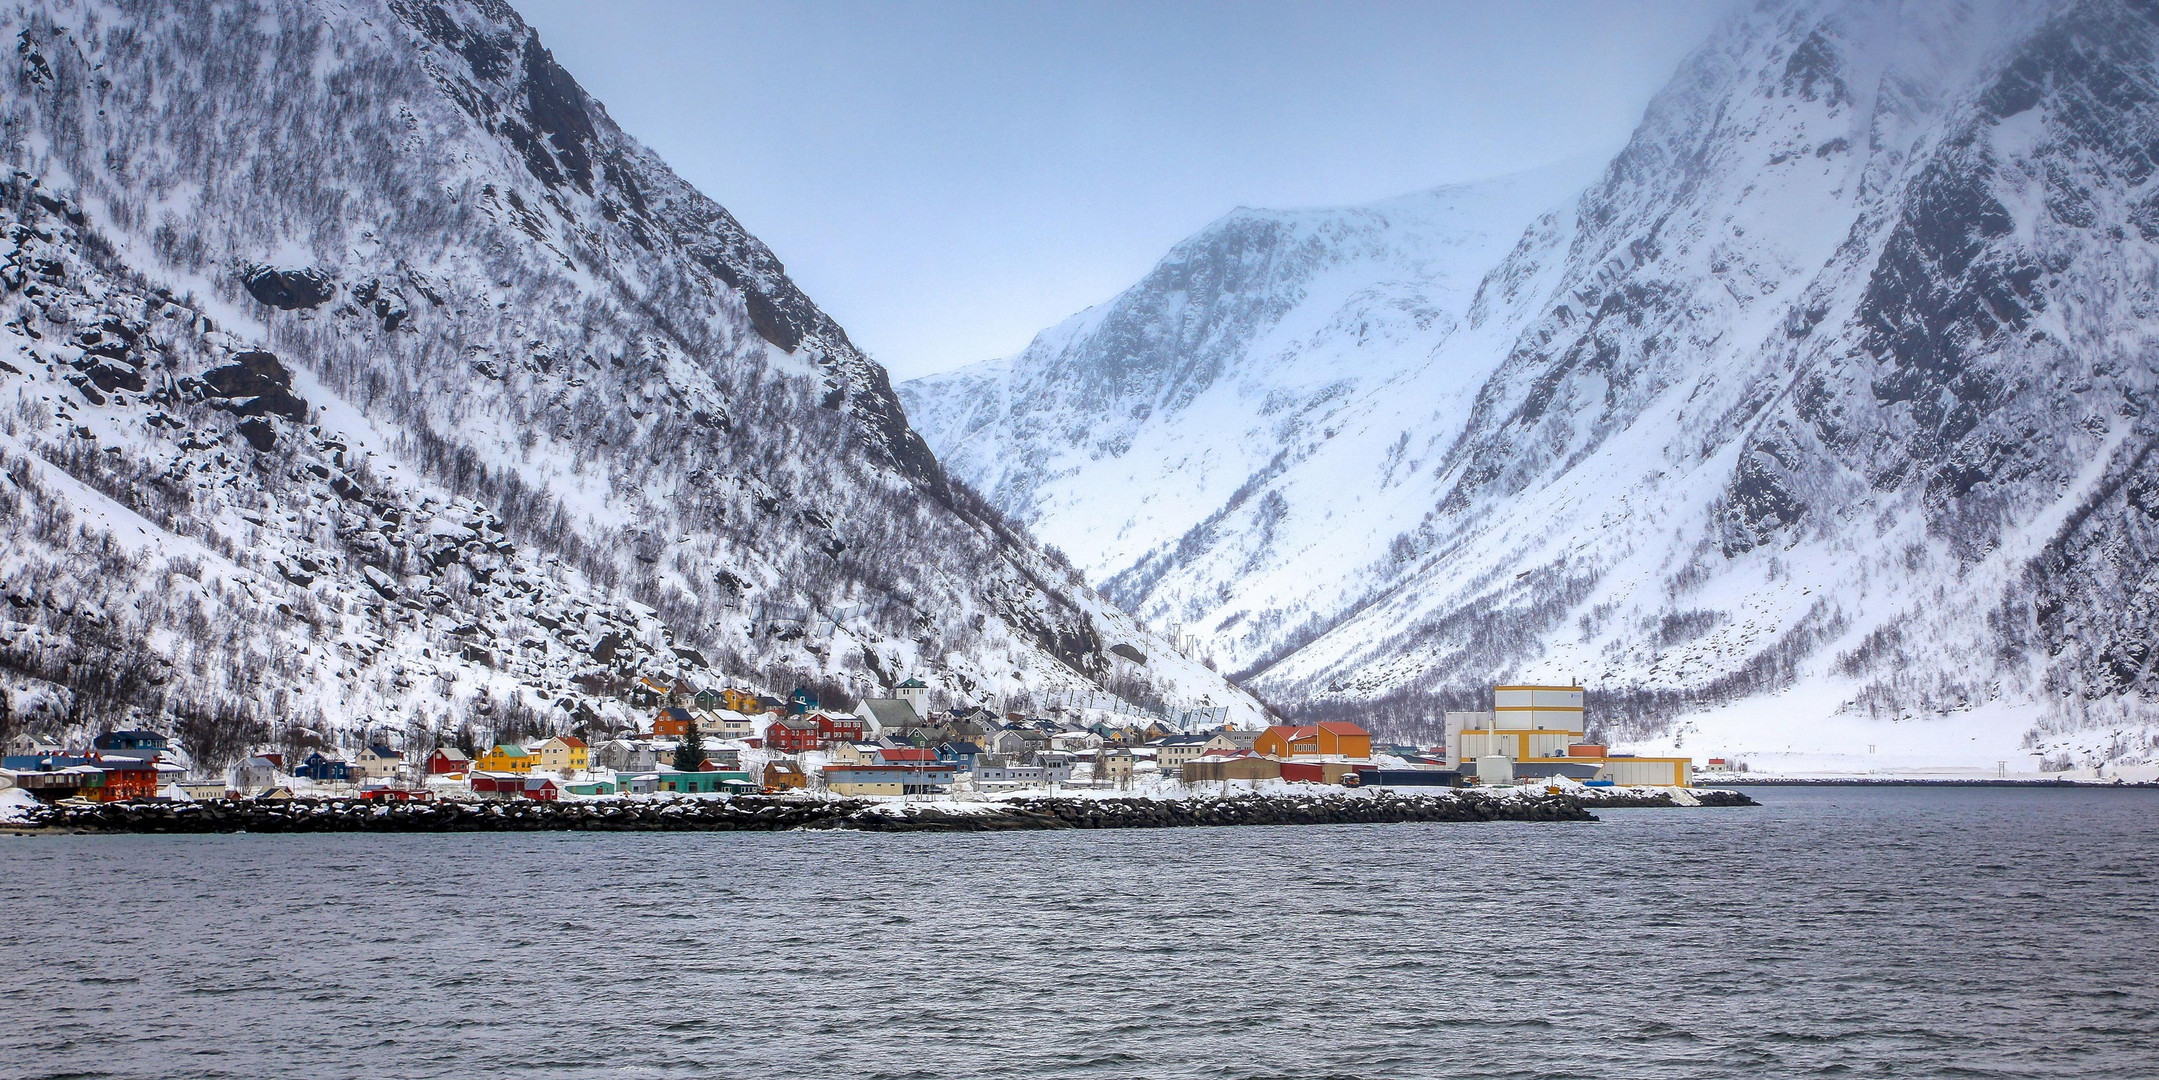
0 0 1260 766
904 0 2159 770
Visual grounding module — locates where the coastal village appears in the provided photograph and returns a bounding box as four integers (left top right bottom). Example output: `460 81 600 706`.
0 681 1700 809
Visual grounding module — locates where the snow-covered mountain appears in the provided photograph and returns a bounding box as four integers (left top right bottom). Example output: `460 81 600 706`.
0 0 1261 769
903 0 2159 771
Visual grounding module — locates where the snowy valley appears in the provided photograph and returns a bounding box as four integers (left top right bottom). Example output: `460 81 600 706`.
903 0 2159 773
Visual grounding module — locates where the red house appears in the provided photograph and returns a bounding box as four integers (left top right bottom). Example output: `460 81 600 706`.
426 747 472 775
469 772 522 797
812 712 867 744
522 777 560 801
360 787 433 802
91 758 162 802
765 712 870 753
766 717 823 754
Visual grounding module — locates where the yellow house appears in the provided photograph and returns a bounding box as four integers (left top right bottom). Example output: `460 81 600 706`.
721 687 762 715
477 744 534 774
536 736 589 773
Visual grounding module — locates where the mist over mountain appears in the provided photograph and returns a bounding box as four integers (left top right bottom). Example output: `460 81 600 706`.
904 0 2159 770
0 0 1260 768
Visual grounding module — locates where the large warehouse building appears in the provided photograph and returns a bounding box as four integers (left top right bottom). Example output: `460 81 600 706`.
1447 685 1693 787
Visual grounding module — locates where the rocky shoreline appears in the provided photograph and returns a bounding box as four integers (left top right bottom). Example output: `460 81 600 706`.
7 788 1754 835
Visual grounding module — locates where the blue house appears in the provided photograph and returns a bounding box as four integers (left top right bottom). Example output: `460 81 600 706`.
93 729 170 760
2 753 92 773
294 751 351 782
937 741 984 772
788 686 820 715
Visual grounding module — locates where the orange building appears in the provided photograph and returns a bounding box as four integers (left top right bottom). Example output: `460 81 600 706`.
763 761 808 790
653 707 694 738
1254 722 1372 760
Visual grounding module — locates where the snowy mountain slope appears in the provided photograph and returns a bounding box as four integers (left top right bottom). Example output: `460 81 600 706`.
902 161 1600 661
0 0 1261 767
905 0 2159 769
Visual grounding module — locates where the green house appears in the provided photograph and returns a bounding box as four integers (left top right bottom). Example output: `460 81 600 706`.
658 770 753 794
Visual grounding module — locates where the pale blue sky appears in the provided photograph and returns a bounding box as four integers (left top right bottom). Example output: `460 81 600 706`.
512 0 1736 380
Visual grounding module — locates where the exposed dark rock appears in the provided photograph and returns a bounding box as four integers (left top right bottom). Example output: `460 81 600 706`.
1720 447 1808 556
241 264 336 309
1781 30 1851 105
235 417 277 452
200 350 309 422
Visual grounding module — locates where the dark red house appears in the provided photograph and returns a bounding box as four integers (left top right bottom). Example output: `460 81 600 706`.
766 717 822 754
469 772 522 797
765 712 870 753
426 747 472 775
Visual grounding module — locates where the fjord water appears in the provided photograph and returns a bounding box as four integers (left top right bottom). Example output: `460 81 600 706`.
4 787 2155 1080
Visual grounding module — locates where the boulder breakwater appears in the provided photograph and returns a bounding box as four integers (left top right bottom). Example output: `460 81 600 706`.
10 787 1752 834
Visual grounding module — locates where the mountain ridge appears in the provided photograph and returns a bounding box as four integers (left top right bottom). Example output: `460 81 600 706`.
902 0 2159 772
0 0 1262 768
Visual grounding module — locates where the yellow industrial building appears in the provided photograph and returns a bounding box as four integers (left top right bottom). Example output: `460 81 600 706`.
1448 685 1693 787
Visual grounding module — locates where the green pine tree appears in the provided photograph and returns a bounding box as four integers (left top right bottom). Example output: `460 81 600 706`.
675 723 706 772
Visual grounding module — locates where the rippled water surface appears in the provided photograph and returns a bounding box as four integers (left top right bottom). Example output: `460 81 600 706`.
4 786 2157 1079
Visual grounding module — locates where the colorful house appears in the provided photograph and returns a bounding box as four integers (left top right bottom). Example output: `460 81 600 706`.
359 787 433 802
93 729 171 761
694 709 755 740
470 771 524 797
87 758 164 801
476 744 534 774
762 761 808 790
814 712 868 744
537 736 589 773
10 760 101 801
522 776 561 801
629 675 673 707
654 707 694 738
823 763 956 797
767 717 823 754
937 741 984 771
295 751 352 782
426 747 472 775
720 687 763 715
658 770 754 794
1254 722 1372 760
350 745 404 781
